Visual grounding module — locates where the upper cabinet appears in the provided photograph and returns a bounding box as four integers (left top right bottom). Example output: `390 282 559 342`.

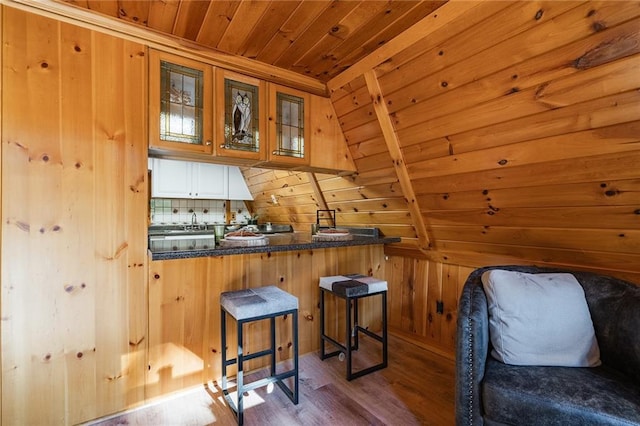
308 95 356 173
148 49 354 173
151 158 228 199
215 69 267 162
149 50 214 154
265 84 310 167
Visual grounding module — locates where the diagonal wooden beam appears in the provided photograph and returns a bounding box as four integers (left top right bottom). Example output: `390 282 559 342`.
328 1 481 93
307 172 335 227
364 70 432 251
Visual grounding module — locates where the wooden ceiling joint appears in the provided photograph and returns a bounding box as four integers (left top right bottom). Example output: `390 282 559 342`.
363 70 432 252
328 1 481 94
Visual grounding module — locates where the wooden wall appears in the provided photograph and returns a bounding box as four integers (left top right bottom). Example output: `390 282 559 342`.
147 245 386 400
1 7 148 424
249 1 640 284
244 1 640 355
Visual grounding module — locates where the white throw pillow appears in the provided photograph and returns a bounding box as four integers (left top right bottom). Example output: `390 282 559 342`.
481 270 601 367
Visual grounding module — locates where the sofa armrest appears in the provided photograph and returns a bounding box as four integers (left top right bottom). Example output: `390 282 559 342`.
456 270 490 426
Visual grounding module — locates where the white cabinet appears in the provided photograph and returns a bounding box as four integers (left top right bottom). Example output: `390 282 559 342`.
152 158 228 199
151 158 253 200
228 166 253 200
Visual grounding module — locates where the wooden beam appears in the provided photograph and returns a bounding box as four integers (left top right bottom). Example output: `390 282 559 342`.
328 0 481 93
307 173 335 227
1 0 328 96
363 70 431 251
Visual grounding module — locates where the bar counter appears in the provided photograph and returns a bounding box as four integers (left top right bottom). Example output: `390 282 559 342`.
149 231 400 261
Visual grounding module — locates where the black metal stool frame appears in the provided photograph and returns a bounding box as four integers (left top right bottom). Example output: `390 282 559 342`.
221 307 299 425
319 287 388 381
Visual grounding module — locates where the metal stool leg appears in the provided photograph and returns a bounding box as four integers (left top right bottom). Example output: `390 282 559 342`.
221 308 228 394
237 319 244 425
382 291 388 368
346 294 352 380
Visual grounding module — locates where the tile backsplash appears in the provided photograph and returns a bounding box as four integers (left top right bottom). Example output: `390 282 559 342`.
150 198 250 225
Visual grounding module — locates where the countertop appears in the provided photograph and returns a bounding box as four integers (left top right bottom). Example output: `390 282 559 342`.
149 231 401 261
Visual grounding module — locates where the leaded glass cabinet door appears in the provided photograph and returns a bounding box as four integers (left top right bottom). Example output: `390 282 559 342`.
267 83 310 166
215 69 266 161
149 50 213 154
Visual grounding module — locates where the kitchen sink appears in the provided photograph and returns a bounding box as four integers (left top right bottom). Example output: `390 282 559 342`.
160 233 215 240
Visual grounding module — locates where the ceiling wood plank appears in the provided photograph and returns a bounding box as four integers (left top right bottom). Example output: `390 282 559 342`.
328 1 446 80
430 225 640 254
8 0 327 95
328 1 481 93
407 122 640 180
217 0 272 54
364 70 431 251
412 151 640 194
241 1 300 59
256 0 331 65
171 0 209 40
147 0 180 34
195 1 240 47
448 90 640 155
418 178 640 210
299 0 397 78
115 0 149 26
273 0 360 70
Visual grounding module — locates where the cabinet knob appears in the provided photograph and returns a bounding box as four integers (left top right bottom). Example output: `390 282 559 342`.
272 150 277 155
205 140 212 146
219 144 226 149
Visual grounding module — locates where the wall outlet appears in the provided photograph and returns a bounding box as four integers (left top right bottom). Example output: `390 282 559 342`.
231 212 236 221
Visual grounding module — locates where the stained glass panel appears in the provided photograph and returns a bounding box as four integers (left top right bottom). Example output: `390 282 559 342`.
223 78 260 152
276 93 304 158
159 61 203 144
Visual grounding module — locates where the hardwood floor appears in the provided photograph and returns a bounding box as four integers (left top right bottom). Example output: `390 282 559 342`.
87 335 455 425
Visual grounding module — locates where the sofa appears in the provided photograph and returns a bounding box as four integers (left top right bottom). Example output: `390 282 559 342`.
455 265 640 426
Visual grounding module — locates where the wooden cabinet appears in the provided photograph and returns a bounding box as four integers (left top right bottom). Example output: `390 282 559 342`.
149 51 354 173
149 50 214 154
215 69 267 162
151 158 228 199
265 83 311 167
308 95 357 173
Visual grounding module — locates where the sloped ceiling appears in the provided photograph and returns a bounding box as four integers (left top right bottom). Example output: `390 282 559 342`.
59 0 445 82
48 0 640 278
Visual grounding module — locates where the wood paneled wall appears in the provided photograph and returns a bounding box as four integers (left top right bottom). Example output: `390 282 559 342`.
248 1 640 284
1 7 148 424
244 1 640 357
147 245 386 400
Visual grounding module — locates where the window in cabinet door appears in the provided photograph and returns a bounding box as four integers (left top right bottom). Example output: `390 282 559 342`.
160 61 204 145
223 78 260 152
275 93 305 158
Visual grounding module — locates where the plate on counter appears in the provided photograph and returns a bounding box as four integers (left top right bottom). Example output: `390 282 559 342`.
225 235 266 241
316 229 350 237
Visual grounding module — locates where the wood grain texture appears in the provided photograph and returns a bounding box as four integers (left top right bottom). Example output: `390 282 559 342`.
1 7 148 424
146 245 387 403
89 334 455 426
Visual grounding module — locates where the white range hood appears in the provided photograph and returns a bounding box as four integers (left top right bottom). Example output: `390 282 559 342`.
149 158 253 200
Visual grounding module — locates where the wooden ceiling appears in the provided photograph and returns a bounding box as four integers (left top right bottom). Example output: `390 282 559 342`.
60 0 446 83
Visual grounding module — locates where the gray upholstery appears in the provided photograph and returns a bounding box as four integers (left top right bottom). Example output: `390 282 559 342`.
220 286 298 320
455 265 640 426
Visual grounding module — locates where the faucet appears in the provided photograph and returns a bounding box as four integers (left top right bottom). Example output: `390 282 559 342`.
192 212 197 225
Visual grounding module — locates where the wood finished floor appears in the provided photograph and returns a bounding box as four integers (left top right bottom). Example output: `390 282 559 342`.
87 335 455 426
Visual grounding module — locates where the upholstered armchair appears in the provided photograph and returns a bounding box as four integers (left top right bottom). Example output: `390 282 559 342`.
455 265 640 426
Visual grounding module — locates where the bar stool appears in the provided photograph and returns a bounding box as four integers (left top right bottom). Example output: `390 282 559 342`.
319 274 388 381
220 286 299 425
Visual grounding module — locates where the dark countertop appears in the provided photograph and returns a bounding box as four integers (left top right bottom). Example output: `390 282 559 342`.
149 232 401 261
